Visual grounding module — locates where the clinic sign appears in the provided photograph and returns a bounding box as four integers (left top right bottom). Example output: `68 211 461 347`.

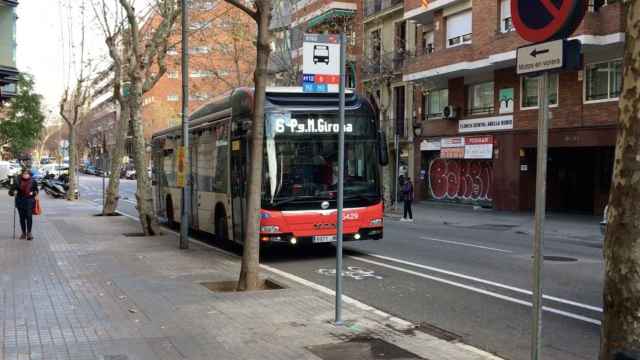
302 34 341 93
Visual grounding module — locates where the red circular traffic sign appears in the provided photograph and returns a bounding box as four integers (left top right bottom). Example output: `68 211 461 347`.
511 0 586 42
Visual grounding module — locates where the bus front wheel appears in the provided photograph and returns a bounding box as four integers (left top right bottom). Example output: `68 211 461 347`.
215 212 228 242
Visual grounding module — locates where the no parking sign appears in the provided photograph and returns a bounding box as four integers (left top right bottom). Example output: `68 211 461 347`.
511 0 586 42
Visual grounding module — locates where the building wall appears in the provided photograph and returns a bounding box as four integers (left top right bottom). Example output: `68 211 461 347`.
0 4 16 68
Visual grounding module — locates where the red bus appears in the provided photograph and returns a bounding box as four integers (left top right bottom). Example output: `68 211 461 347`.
151 87 388 246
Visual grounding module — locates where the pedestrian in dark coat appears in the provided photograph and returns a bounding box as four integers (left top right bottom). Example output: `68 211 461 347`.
401 177 414 222
9 168 39 240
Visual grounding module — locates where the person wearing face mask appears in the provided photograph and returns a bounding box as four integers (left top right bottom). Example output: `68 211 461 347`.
9 168 39 240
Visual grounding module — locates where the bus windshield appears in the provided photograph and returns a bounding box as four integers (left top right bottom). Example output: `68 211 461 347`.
263 112 379 209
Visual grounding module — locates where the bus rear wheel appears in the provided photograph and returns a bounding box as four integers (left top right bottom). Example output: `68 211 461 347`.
215 213 228 242
166 197 177 229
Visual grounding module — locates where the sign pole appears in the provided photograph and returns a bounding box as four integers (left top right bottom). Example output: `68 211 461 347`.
335 32 346 326
179 0 190 250
531 71 549 360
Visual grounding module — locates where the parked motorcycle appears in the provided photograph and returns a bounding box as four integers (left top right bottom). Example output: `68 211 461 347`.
42 173 78 199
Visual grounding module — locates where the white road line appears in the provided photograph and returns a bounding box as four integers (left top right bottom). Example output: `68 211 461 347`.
420 236 512 253
121 199 137 205
364 253 603 313
350 256 601 326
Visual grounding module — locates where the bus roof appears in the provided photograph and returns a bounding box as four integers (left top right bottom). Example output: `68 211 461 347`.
152 87 371 139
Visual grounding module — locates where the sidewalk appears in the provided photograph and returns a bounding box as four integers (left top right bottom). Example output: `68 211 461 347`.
0 193 501 360
386 200 602 242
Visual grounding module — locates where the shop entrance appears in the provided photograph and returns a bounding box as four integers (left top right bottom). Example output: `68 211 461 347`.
520 147 614 214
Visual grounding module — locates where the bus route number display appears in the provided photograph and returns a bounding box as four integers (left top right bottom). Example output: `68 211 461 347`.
274 117 353 135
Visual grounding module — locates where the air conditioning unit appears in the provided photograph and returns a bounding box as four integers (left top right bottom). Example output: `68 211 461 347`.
443 105 457 120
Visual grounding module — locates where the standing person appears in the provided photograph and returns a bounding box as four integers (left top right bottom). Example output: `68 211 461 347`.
401 177 414 222
9 168 39 240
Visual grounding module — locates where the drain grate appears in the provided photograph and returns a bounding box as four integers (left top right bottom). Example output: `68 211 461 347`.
414 322 461 342
307 337 425 360
543 256 578 262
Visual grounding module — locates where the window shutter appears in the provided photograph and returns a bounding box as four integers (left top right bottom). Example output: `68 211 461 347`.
446 11 472 40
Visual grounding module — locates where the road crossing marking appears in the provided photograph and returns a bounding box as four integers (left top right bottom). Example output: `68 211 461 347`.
350 255 601 325
363 253 602 313
420 236 512 253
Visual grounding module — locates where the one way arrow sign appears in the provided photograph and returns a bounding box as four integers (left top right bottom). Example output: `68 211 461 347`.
530 48 549 58
517 39 563 75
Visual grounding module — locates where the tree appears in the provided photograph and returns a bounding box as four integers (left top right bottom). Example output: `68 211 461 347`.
36 122 63 162
223 0 273 291
599 2 640 359
94 0 180 229
362 31 402 207
0 74 46 157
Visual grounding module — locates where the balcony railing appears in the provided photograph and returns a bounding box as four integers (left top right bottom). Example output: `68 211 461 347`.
364 0 403 17
361 51 407 80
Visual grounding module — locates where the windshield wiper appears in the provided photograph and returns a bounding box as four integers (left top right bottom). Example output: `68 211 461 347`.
268 195 315 207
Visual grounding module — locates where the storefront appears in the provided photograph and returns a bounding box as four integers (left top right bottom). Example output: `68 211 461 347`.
418 135 495 207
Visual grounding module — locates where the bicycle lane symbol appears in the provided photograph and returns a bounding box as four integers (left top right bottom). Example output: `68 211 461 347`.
317 266 383 280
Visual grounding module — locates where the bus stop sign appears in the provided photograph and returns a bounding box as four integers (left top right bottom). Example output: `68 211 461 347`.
511 0 586 43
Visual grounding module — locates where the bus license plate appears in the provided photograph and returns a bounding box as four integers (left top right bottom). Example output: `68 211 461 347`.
313 235 336 243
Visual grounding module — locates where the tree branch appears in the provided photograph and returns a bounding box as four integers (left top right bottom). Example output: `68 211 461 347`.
223 0 258 21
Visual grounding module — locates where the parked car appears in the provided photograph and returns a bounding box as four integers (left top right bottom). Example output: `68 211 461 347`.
84 165 97 175
125 168 136 180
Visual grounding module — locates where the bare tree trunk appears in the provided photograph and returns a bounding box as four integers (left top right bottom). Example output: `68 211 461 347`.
129 85 160 235
600 2 640 359
237 0 271 291
103 103 130 215
380 109 394 208
67 124 78 201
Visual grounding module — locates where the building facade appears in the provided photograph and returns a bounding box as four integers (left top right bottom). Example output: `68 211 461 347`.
396 0 623 214
0 0 18 102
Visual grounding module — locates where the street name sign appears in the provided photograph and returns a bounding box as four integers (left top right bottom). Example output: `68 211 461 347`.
302 34 341 93
516 40 563 74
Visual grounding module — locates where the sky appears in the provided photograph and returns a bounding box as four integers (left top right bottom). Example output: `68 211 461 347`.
16 1 115 122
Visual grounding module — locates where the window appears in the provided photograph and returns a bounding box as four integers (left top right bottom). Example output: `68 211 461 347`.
369 29 381 65
189 21 211 30
190 93 210 101
167 94 179 102
190 0 216 10
585 60 622 102
190 70 213 78
446 11 472 48
521 74 559 108
500 0 514 33
167 47 178 56
190 46 210 54
167 71 179 79
422 30 435 54
423 89 449 119
467 82 494 115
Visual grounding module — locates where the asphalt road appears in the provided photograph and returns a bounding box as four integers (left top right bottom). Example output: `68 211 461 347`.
73 175 603 360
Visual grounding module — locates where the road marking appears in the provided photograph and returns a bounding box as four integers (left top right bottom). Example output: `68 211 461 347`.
122 199 137 205
363 253 603 313
420 236 512 253
350 256 601 325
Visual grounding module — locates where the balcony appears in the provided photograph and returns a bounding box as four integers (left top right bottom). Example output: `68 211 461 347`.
364 0 403 19
361 51 407 80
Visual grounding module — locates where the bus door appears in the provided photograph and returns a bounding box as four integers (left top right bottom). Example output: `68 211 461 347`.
189 132 199 230
230 137 246 243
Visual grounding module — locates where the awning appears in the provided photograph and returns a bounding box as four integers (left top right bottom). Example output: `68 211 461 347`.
307 9 355 28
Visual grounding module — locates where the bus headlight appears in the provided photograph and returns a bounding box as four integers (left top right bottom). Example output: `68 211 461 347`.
370 218 383 226
260 225 280 233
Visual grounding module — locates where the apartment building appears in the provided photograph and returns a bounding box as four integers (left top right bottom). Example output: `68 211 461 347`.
0 0 18 102
396 0 624 214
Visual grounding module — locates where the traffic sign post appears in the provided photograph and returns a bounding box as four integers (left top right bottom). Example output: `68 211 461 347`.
512 0 587 358
303 32 347 325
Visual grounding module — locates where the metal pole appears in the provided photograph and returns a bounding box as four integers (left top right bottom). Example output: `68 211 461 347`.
394 134 399 211
179 0 190 250
102 132 106 204
531 71 549 360
335 32 346 326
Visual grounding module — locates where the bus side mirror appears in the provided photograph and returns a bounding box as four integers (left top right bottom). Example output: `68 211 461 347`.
378 130 389 166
